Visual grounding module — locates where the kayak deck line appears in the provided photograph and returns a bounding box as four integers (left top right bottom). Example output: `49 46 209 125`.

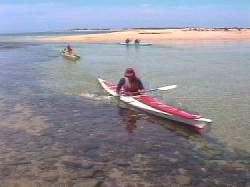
98 78 212 133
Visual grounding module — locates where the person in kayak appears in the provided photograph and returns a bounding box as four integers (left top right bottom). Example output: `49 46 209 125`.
63 45 73 54
125 38 131 44
134 39 140 44
116 68 144 96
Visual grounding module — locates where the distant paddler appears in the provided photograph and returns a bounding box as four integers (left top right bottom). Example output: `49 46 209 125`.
134 39 141 44
134 39 152 46
120 38 133 45
61 44 80 61
63 45 73 54
125 38 131 44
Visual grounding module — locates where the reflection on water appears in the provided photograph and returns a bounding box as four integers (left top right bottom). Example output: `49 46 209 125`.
0 41 249 186
118 108 140 133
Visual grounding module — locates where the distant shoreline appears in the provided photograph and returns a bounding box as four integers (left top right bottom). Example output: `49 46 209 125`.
36 28 250 44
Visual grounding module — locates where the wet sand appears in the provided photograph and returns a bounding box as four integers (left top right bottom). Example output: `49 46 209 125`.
37 28 250 44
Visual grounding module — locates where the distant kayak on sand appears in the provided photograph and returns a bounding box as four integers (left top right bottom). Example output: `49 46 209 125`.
120 38 152 46
119 42 152 46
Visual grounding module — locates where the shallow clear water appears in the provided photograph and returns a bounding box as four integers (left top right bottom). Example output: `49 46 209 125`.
0 40 249 186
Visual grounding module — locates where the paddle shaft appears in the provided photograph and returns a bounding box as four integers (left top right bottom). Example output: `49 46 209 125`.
112 84 177 97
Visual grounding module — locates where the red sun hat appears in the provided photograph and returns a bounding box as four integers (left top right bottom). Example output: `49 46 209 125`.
124 68 136 77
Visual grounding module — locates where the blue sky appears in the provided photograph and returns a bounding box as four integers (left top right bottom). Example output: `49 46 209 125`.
0 0 249 33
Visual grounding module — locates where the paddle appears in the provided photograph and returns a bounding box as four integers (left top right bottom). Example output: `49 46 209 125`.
143 85 177 93
111 84 177 98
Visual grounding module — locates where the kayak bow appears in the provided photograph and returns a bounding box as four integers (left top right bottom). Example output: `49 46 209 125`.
98 78 212 133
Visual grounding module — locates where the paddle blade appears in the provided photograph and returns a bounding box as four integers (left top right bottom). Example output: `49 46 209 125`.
157 85 177 91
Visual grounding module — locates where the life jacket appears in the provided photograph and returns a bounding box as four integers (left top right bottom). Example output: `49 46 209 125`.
123 77 140 95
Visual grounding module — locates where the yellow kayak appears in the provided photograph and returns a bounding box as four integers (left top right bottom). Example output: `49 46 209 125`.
61 51 80 61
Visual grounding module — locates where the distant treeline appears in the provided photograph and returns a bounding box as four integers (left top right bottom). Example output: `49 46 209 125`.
70 28 112 31
69 27 250 32
132 27 249 30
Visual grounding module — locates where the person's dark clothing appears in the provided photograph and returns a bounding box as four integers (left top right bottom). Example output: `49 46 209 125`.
116 77 144 96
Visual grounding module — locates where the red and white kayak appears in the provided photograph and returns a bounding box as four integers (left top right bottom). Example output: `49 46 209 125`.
98 78 212 133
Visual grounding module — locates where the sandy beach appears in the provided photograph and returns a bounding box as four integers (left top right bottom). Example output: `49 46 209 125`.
37 28 250 44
